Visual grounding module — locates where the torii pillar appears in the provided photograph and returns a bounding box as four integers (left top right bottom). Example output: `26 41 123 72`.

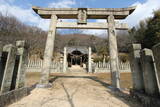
108 15 120 88
40 15 57 86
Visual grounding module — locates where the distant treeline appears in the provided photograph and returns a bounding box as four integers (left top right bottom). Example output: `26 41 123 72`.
1 9 159 59
0 13 47 58
129 9 160 49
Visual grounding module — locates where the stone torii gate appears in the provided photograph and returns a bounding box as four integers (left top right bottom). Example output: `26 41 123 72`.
32 6 136 88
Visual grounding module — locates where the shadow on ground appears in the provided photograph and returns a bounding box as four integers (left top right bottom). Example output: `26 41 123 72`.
49 76 140 107
41 80 79 107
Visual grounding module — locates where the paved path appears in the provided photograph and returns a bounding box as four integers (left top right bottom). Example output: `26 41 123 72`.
9 67 141 107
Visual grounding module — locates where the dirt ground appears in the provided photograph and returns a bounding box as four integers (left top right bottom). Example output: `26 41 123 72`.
9 72 140 107
8 66 141 107
26 72 132 89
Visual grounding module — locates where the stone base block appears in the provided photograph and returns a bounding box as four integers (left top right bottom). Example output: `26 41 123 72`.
130 89 160 107
108 86 121 91
36 83 52 88
0 84 36 107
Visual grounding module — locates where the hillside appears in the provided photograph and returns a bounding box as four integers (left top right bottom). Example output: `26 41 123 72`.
55 34 105 52
0 13 130 59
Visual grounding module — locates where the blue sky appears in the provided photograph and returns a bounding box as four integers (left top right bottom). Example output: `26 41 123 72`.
12 0 146 8
0 0 160 35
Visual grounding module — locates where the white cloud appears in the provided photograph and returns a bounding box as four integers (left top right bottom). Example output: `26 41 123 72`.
81 29 107 37
48 0 76 8
80 19 107 36
124 0 160 27
0 0 50 31
0 0 77 31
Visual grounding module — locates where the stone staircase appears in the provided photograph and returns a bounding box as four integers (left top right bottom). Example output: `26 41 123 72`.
67 65 87 73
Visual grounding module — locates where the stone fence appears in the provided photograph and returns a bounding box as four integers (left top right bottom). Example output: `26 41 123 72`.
25 59 131 73
93 62 131 73
25 60 63 72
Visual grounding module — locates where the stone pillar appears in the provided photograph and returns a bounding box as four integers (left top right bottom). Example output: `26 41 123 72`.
40 15 57 85
15 41 27 89
129 44 144 91
140 49 159 95
107 15 120 88
0 44 17 93
152 43 160 92
88 47 92 73
63 47 67 72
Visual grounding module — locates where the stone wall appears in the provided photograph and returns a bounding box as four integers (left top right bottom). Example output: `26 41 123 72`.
0 84 36 107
